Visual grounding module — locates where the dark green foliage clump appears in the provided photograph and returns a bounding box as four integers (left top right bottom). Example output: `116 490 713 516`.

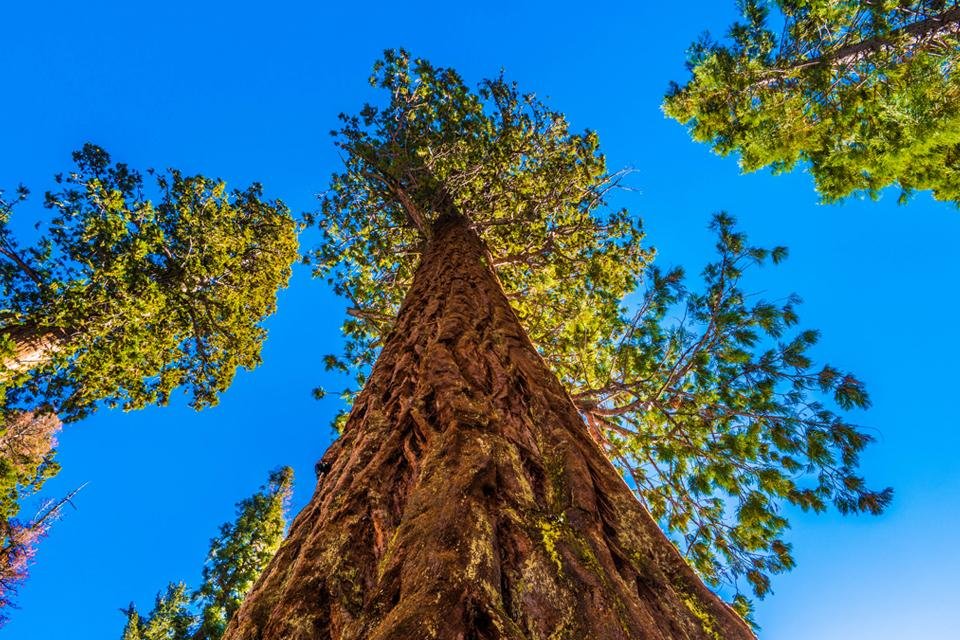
665 1 960 204
121 468 293 640
313 50 891 602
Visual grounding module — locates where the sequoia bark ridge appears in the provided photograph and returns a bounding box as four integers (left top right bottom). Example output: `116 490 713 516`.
223 211 755 639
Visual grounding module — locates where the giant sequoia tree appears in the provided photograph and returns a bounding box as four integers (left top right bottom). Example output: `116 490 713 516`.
0 145 298 615
665 0 960 203
223 51 888 638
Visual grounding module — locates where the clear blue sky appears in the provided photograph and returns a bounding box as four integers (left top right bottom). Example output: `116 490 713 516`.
2 1 958 638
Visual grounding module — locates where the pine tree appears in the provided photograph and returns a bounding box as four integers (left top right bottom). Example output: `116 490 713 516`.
664 1 960 204
221 51 889 638
0 145 299 619
121 468 293 640
121 584 193 640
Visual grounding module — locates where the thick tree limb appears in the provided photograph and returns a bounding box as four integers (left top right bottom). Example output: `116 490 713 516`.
759 5 960 83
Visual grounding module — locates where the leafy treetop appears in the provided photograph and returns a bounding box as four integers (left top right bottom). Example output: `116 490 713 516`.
0 147 297 611
664 0 960 204
309 49 648 399
312 50 891 604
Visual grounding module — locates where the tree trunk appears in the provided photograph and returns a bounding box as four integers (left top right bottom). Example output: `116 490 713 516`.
223 210 755 640
0 325 64 380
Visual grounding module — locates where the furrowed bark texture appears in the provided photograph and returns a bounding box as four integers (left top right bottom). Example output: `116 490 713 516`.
224 212 755 640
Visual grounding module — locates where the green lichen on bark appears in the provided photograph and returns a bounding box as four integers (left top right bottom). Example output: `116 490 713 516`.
537 516 565 574
679 591 723 640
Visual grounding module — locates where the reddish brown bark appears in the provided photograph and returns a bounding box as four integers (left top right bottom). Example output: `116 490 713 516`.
224 211 755 639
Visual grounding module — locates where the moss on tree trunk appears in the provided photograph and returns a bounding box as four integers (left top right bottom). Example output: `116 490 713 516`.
223 210 755 639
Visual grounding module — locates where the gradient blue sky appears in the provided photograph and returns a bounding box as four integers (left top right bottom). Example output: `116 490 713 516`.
2 2 958 638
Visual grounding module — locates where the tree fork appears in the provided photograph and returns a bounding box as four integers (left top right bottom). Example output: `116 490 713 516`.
223 209 754 639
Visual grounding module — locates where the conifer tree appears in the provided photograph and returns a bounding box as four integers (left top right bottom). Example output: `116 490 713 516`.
222 51 889 639
664 1 960 203
0 146 298 619
1 144 299 416
121 584 193 640
121 468 293 640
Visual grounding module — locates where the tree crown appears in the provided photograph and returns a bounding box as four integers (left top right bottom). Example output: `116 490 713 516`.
0 144 299 419
310 49 648 401
664 0 960 204
314 50 891 603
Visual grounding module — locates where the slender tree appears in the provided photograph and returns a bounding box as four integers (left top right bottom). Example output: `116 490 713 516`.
121 467 293 640
664 0 960 203
222 51 888 638
0 145 299 619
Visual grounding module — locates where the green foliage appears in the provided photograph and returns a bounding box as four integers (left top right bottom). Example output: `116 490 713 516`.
584 213 892 597
121 468 293 640
664 1 960 204
309 49 649 393
193 466 293 640
121 584 193 640
315 51 891 601
1 144 299 420
0 147 297 599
